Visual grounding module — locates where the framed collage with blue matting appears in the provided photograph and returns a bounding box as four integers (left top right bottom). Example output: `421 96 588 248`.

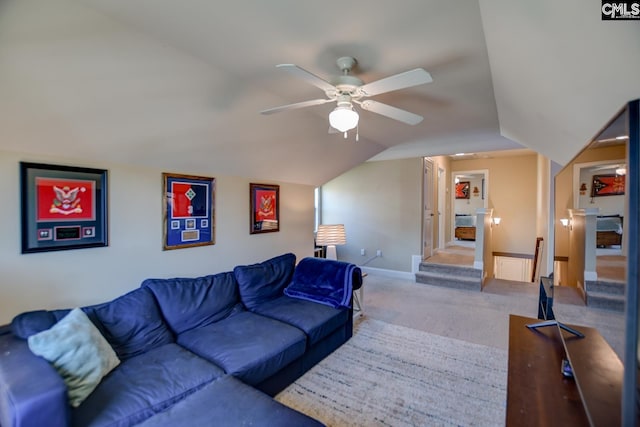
20 162 108 254
163 173 215 250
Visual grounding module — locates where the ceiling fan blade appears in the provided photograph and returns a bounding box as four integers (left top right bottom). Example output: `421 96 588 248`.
358 68 433 97
276 64 336 93
260 98 333 115
358 100 424 125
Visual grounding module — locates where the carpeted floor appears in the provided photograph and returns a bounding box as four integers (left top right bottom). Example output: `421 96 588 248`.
424 246 474 266
596 255 625 281
276 318 507 427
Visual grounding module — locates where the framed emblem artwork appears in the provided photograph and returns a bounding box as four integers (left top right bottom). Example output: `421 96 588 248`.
591 174 625 197
250 183 279 234
163 172 215 250
20 162 108 254
455 181 470 199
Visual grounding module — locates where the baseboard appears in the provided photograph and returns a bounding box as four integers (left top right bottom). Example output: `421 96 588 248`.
360 266 415 281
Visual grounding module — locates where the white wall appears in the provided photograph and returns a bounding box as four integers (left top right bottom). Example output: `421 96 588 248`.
0 150 315 324
453 154 538 254
321 158 422 272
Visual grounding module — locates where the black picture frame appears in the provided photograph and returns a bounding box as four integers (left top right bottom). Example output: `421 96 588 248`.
163 172 215 250
591 174 625 197
250 183 280 234
20 162 108 254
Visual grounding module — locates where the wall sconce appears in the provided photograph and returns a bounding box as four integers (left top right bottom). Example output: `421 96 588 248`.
560 218 570 228
493 217 501 226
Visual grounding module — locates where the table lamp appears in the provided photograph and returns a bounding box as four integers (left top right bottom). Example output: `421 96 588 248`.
316 224 346 260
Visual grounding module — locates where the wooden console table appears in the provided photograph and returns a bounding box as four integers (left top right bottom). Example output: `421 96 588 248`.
454 226 476 240
506 314 622 426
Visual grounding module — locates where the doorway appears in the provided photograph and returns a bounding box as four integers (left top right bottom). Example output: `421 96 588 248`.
451 170 488 247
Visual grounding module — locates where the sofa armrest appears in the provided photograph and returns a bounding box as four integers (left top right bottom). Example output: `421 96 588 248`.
0 333 69 427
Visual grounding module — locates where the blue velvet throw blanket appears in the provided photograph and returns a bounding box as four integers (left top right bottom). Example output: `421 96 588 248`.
284 257 362 309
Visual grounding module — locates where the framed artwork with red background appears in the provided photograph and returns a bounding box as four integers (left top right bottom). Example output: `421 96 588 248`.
250 183 279 234
20 162 108 253
591 174 625 197
455 181 470 199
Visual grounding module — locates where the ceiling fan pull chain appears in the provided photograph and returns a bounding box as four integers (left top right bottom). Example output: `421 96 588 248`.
356 125 359 142
344 131 348 139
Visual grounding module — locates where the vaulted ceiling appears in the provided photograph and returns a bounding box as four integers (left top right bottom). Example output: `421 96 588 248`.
0 0 638 186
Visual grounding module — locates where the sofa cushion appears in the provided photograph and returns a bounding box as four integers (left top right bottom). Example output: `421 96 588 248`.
91 287 174 360
251 295 349 346
233 253 296 310
0 334 71 427
177 310 306 386
27 308 121 408
142 272 242 335
12 309 74 339
135 375 324 427
72 343 225 427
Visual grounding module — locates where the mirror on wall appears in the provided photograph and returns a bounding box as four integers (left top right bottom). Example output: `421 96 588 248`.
553 111 627 295
451 170 487 246
552 99 639 424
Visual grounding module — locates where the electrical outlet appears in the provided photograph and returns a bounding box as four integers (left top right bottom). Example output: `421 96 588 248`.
360 248 366 256
376 249 382 257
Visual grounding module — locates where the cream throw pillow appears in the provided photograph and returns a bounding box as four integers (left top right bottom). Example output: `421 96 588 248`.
28 307 120 407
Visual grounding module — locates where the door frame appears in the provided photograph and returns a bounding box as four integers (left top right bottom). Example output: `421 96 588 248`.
422 158 435 260
438 166 446 250
451 169 489 245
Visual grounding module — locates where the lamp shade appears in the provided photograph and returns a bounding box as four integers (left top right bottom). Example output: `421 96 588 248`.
316 224 346 246
329 106 359 132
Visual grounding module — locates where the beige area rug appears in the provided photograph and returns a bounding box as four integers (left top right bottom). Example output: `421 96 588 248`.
276 319 507 427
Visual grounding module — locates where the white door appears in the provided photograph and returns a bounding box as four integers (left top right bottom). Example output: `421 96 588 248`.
423 158 434 259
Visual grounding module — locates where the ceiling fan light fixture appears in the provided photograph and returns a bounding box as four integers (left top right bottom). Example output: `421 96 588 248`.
329 105 359 132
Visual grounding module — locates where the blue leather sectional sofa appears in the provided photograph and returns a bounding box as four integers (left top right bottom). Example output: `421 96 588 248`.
0 253 362 427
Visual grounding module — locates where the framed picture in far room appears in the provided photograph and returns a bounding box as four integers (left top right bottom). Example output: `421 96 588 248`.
163 172 215 250
20 162 108 254
591 174 625 197
455 181 470 199
250 183 279 234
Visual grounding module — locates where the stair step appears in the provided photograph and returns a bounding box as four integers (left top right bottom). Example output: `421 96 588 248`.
586 280 625 295
587 291 625 312
419 262 482 279
415 271 481 291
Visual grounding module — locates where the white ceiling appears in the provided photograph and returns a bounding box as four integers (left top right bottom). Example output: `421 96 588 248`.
0 0 638 186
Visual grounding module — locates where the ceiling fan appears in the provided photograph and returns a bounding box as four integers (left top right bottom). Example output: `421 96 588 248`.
260 57 433 134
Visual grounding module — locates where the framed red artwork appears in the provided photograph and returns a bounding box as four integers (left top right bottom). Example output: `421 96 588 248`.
250 183 279 234
591 174 625 197
455 181 470 199
20 162 108 253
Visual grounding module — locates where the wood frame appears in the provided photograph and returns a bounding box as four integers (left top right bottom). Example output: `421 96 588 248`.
163 172 215 250
250 183 279 234
20 161 108 254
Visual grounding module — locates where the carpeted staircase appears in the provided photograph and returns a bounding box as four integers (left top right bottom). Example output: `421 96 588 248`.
415 262 482 291
586 279 625 312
